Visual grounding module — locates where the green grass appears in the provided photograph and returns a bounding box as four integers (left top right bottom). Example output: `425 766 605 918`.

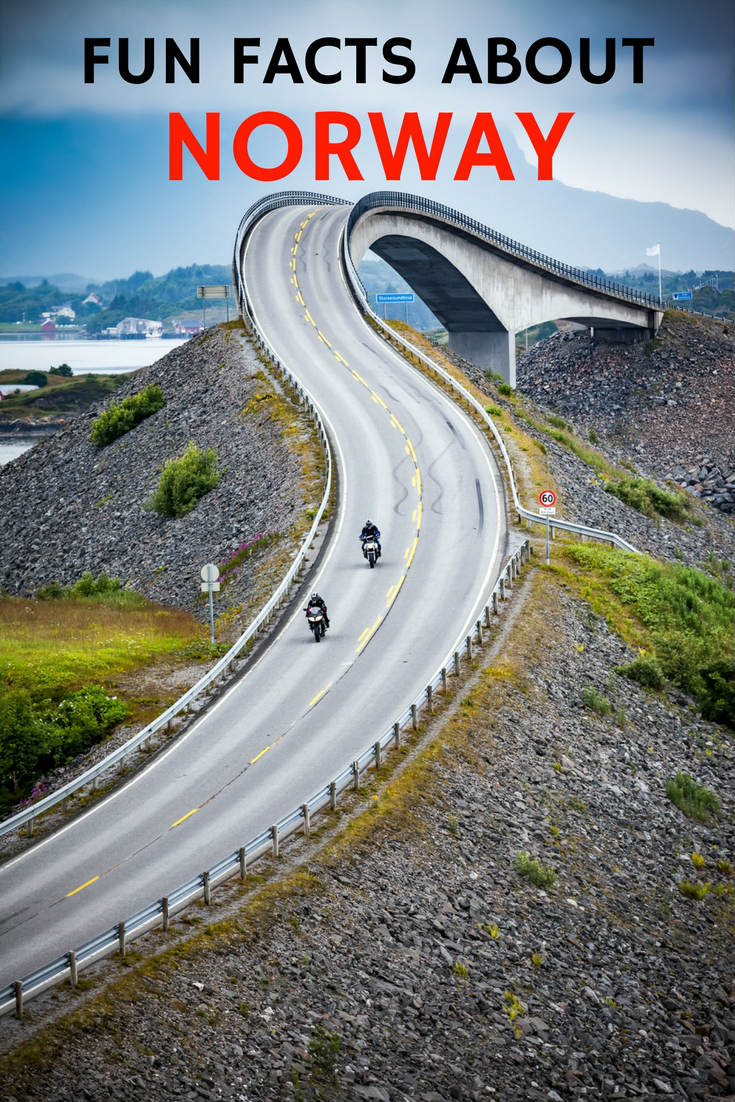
666 772 720 822
0 594 203 704
558 544 734 727
581 685 612 716
603 476 690 522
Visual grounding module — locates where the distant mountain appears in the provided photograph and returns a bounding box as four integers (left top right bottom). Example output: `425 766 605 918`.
0 273 97 293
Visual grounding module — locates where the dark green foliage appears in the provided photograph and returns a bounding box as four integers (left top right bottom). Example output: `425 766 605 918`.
146 442 220 517
39 686 129 767
515 851 557 888
617 655 665 690
547 414 568 430
497 382 512 397
50 363 73 376
603 476 690 521
71 570 122 597
666 772 719 822
36 573 148 610
0 690 40 792
90 384 165 447
307 1025 341 1084
23 370 47 387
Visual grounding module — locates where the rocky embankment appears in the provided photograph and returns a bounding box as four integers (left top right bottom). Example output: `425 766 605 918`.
0 325 315 624
516 313 735 515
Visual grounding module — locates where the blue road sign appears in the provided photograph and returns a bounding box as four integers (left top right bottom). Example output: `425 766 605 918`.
376 293 415 303
672 292 692 301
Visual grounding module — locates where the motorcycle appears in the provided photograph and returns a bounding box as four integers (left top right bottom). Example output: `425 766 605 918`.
305 603 326 642
361 536 380 568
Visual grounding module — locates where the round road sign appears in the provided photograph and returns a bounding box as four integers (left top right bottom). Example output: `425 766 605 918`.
539 489 557 507
200 562 220 583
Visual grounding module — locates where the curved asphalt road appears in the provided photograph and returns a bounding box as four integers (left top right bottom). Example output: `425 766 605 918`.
0 201 507 990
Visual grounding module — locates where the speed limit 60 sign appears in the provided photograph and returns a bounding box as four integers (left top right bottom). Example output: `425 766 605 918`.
539 489 557 507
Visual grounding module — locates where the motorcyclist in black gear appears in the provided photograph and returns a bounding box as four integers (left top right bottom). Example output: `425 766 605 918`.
359 519 381 558
306 592 329 628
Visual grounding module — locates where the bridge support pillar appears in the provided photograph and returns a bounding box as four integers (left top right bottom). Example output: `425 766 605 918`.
448 330 516 388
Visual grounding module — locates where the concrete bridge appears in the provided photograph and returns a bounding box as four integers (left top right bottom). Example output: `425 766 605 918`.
346 192 664 387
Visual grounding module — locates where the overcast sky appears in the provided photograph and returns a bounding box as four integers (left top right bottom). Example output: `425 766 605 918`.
1 0 733 278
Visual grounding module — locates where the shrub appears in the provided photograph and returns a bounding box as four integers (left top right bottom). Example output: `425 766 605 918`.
23 370 48 387
514 851 557 888
90 384 165 447
547 414 568 430
71 570 122 597
678 880 709 900
485 405 503 417
581 685 612 715
50 364 73 377
0 690 40 792
588 428 600 444
497 382 512 396
146 442 220 518
40 685 129 766
307 1025 341 1084
36 582 65 600
603 476 689 522
617 655 665 690
666 772 719 822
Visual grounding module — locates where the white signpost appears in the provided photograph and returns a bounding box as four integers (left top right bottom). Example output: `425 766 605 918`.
539 490 557 563
200 562 220 645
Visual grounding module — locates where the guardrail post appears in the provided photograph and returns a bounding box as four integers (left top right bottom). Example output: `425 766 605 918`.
499 578 505 601
302 803 311 838
330 781 337 810
239 847 247 879
14 981 22 1019
506 565 513 589
118 921 126 958
27 816 33 838
352 761 360 791
271 824 279 858
476 619 483 644
162 897 169 932
492 591 498 614
411 704 418 731
393 721 401 747
484 605 491 628
68 950 78 988
374 740 382 768
203 871 211 906
454 651 460 676
441 668 448 693
426 685 433 714
466 635 472 660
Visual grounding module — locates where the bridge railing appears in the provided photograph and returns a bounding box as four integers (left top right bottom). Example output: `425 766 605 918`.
339 209 638 553
346 191 663 311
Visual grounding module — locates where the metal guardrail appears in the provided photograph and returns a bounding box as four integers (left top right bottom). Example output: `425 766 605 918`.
339 209 639 554
346 191 662 311
1 190 642 1016
0 207 340 842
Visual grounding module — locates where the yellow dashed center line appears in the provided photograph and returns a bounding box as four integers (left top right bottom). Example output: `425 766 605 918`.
171 808 199 829
317 330 331 347
250 745 271 765
309 688 327 707
66 876 100 898
304 308 316 327
357 614 383 653
334 351 349 366
351 368 368 386
296 290 305 306
295 229 302 242
405 536 418 570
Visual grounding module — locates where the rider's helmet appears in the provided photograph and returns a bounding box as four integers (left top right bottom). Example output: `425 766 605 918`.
310 592 320 602
365 519 372 528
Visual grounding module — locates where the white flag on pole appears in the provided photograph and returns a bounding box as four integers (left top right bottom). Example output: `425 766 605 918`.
646 244 661 256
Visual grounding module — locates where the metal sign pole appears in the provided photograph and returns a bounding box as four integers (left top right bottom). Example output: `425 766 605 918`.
545 512 550 565
208 585 215 645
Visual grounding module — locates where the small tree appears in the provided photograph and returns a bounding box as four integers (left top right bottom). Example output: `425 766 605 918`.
0 690 40 793
146 442 221 517
50 363 73 377
23 370 48 388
